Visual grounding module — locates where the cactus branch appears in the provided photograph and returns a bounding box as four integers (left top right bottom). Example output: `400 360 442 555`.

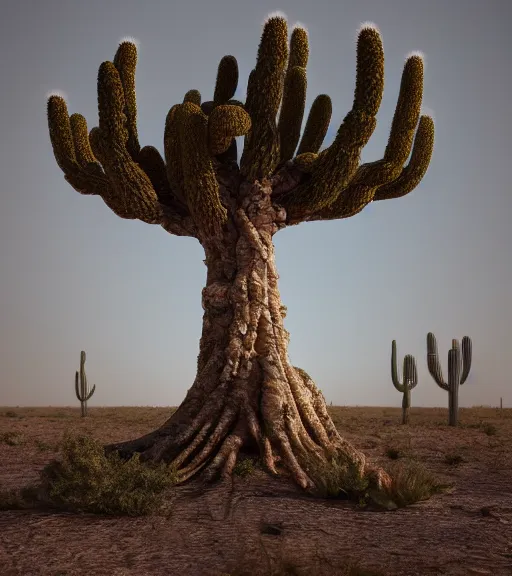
240 15 289 180
214 55 239 104
277 26 309 164
113 41 140 160
276 25 384 219
296 94 332 156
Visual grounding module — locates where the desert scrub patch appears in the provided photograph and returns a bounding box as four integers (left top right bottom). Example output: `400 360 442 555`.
1 431 26 446
3 410 21 418
444 453 465 466
233 456 257 477
0 484 40 511
385 447 401 460
32 432 177 516
35 439 54 452
0 485 26 510
463 421 498 435
303 454 371 501
482 423 498 436
381 461 451 507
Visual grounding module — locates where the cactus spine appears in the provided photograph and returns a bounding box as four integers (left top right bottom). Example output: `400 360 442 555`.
75 350 96 417
391 340 418 424
427 333 472 426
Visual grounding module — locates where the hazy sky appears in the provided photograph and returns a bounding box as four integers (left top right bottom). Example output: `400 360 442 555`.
1 0 510 409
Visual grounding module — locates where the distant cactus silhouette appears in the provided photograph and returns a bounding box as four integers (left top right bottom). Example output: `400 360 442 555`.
75 350 96 417
391 340 418 424
427 333 472 426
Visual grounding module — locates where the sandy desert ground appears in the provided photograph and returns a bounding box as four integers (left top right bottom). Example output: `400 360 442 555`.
0 405 511 576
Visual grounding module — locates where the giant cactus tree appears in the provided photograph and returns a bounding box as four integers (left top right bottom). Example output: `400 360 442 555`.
46 14 434 496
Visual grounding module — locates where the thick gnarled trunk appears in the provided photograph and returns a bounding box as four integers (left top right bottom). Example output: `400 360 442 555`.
105 176 390 494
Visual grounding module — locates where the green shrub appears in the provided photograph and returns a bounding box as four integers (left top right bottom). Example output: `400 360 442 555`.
233 457 257 477
381 461 450 507
385 447 401 460
34 433 177 516
444 453 465 466
305 454 370 501
1 431 25 446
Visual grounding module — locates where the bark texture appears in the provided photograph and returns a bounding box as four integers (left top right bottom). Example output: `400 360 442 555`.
105 170 391 494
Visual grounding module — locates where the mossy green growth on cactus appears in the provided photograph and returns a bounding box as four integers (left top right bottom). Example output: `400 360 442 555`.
391 340 418 425
296 94 332 156
240 14 289 180
75 351 96 418
113 40 140 159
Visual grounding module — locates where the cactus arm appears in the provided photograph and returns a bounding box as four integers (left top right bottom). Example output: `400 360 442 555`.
283 55 431 223
112 41 140 160
85 383 96 401
277 65 307 163
277 26 309 163
296 94 332 156
47 43 196 238
460 336 472 385
213 55 239 105
391 340 405 392
310 114 433 221
74 371 81 402
183 89 201 106
426 332 449 391
240 15 289 180
240 16 288 180
372 115 434 201
137 146 188 214
276 25 384 219
164 104 186 205
47 97 111 197
208 105 252 156
96 61 164 224
177 103 228 236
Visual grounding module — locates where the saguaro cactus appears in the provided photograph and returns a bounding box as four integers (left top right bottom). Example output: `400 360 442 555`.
75 350 96 417
391 340 418 424
427 333 472 426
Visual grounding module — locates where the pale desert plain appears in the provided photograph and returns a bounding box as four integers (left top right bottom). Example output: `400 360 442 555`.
0 405 511 576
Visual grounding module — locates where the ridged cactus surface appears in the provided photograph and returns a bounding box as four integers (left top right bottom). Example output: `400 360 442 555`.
427 333 472 426
74 350 96 417
391 340 418 424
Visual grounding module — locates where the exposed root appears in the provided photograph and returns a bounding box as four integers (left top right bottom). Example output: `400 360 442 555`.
203 422 245 481
169 421 212 469
175 402 239 481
